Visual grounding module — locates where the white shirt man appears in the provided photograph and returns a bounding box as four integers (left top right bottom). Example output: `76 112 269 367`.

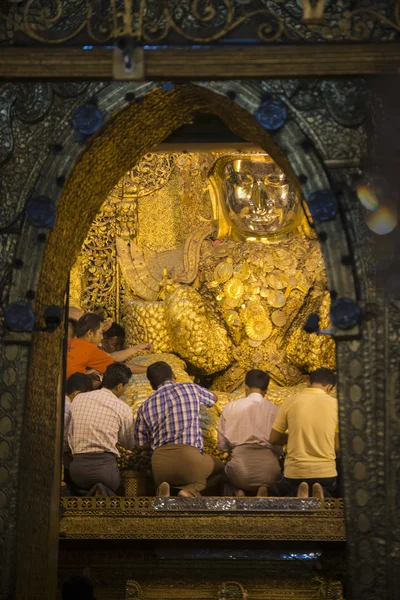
218 369 282 497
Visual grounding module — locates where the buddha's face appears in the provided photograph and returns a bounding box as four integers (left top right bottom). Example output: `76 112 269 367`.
220 157 299 236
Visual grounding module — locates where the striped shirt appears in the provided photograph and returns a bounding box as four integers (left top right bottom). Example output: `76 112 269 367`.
68 388 135 456
134 381 216 452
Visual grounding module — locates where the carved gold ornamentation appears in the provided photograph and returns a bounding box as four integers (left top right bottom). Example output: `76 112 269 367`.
224 278 244 301
271 310 286 327
214 260 234 284
124 300 172 353
241 301 266 322
74 185 137 320
233 263 250 281
126 580 144 600
301 0 327 25
71 149 334 441
125 153 175 197
285 290 336 373
218 581 248 600
1 1 290 45
245 315 272 342
265 289 286 308
59 496 346 541
99 151 335 390
3 0 399 47
71 152 214 317
164 284 232 373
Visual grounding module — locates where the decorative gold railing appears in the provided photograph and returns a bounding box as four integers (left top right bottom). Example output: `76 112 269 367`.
1 0 399 46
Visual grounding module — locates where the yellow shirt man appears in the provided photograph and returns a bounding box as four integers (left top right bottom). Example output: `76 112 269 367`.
270 368 339 498
272 388 338 478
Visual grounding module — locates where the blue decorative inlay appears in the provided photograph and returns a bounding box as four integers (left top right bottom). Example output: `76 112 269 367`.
157 548 321 560
255 98 287 132
162 82 175 91
4 301 35 332
330 297 361 330
307 189 338 222
152 497 320 512
73 103 104 141
25 195 55 229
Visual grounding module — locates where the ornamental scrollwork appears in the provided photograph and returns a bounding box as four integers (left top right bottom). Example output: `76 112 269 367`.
71 153 175 319
343 2 400 41
1 1 399 46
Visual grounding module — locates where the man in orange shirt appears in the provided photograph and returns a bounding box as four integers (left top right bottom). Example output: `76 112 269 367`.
67 313 149 379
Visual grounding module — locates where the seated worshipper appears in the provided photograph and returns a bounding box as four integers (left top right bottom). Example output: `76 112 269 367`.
68 362 135 495
269 367 339 500
63 373 94 485
101 322 125 354
68 318 77 339
218 369 282 497
134 361 224 498
66 313 149 378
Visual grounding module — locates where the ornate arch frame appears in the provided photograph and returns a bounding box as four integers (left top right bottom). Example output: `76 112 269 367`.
0 82 387 599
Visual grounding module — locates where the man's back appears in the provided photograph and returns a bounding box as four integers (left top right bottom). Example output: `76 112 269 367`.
274 388 338 478
219 393 279 451
69 388 134 455
135 381 215 451
67 337 114 378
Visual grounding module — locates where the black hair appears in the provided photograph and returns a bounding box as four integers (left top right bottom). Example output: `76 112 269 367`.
68 318 77 336
66 373 94 396
102 362 131 390
62 576 94 600
103 322 125 339
75 313 103 338
147 361 173 390
245 369 270 391
309 367 337 388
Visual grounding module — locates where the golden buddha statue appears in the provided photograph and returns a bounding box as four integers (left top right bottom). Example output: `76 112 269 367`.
117 152 335 400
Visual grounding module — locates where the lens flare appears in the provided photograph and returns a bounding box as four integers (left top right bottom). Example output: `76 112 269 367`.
366 205 397 235
356 185 380 212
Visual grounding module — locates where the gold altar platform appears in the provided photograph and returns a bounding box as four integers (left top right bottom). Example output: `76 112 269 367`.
60 496 345 542
59 497 345 599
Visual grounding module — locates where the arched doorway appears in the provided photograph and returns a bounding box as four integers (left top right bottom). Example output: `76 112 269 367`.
8 83 365 599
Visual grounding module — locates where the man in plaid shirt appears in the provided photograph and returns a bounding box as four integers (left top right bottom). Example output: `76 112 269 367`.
134 361 224 497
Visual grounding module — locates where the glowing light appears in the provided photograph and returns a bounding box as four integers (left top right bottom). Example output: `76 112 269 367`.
366 205 397 235
356 184 380 212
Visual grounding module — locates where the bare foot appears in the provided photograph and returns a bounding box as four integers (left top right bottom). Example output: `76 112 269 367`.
235 489 246 497
177 489 196 498
312 483 324 501
256 485 268 497
156 482 170 497
297 482 309 498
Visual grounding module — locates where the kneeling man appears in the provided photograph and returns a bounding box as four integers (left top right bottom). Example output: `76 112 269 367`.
68 362 135 495
269 367 338 499
218 369 281 497
134 361 224 498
